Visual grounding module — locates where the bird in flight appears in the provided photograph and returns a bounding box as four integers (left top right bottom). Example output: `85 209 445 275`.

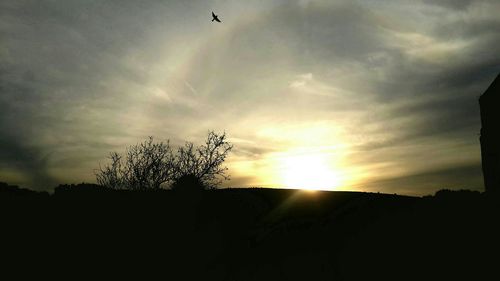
212 11 221 23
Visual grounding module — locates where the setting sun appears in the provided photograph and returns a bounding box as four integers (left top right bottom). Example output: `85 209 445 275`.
280 152 344 191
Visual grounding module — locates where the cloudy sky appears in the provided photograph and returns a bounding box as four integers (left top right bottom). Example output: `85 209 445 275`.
1 0 499 195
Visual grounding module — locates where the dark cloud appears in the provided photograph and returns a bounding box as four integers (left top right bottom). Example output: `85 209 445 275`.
0 64 56 188
0 139 56 189
421 0 475 10
359 163 483 196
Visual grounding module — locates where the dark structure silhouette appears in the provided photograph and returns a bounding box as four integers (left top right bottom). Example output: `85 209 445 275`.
212 11 221 23
479 73 500 194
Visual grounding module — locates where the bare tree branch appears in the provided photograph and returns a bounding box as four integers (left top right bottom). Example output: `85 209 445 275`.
95 131 232 190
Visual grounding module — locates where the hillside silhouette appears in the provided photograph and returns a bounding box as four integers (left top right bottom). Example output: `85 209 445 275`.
1 182 498 280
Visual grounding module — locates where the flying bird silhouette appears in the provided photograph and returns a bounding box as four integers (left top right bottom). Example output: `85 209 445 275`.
212 12 221 23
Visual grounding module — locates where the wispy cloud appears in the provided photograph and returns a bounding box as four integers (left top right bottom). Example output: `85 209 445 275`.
1 0 498 194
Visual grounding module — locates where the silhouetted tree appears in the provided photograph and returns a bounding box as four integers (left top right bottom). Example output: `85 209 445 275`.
95 152 124 189
95 137 175 190
173 131 233 189
95 131 232 190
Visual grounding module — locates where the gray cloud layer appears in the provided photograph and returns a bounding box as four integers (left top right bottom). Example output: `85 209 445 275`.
1 0 499 194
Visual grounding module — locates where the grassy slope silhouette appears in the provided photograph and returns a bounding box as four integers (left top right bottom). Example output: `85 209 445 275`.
1 182 498 280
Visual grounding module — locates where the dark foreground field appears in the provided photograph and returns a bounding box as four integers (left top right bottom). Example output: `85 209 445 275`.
1 183 499 280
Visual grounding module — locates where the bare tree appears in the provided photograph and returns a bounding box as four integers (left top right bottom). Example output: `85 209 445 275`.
95 137 175 190
95 152 124 189
122 137 175 190
95 132 233 190
174 131 233 189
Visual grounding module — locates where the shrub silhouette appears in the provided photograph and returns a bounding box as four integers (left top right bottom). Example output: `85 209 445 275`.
95 131 232 190
171 174 206 192
173 131 233 189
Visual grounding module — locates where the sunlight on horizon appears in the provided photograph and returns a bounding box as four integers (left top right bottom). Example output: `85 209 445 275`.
260 123 355 191
280 152 345 191
228 122 363 191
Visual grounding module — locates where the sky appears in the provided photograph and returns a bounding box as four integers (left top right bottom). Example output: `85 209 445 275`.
1 0 499 195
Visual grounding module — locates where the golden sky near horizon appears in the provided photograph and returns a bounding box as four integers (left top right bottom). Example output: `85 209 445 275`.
1 0 499 195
